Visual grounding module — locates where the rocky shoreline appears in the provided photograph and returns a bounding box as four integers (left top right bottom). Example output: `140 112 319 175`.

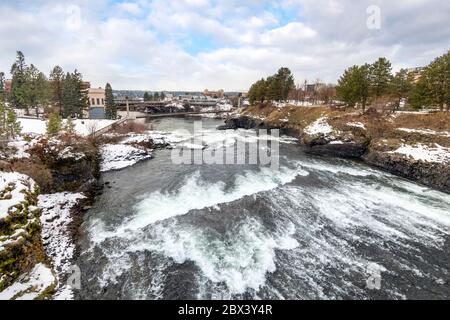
220 113 450 194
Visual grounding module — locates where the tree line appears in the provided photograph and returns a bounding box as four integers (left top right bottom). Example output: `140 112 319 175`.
336 51 449 112
248 67 295 104
143 91 166 101
1 51 118 123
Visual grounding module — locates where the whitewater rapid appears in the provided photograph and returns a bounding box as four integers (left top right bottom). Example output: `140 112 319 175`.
77 118 450 300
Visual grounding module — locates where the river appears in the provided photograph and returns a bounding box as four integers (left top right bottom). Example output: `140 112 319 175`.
77 117 450 300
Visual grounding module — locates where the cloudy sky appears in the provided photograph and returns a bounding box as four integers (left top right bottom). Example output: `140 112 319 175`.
0 0 449 91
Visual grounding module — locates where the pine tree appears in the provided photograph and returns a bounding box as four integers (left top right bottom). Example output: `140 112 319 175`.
46 112 62 136
0 72 5 102
370 57 392 97
0 101 6 140
64 117 76 135
105 83 117 119
336 64 370 112
391 69 414 109
143 92 151 101
62 71 84 118
10 51 28 113
23 64 51 118
154 92 160 101
50 66 65 116
421 51 450 111
62 72 74 117
276 67 295 101
6 109 21 139
160 92 166 101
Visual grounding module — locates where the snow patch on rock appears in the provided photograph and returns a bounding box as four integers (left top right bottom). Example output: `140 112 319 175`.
100 144 152 172
389 143 450 164
38 192 86 300
0 172 36 220
346 122 366 130
304 117 334 136
397 128 450 137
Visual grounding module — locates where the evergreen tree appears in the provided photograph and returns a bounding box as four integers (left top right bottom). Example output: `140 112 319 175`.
6 109 21 139
49 66 65 116
0 101 6 139
160 92 166 100
0 72 5 102
154 92 160 101
336 64 371 112
143 91 151 101
62 71 84 118
266 76 281 101
409 80 430 110
23 64 51 118
64 117 76 135
105 83 117 119
46 112 62 136
248 78 267 104
420 51 450 111
276 67 295 101
9 51 28 113
73 69 87 117
391 69 414 109
370 57 392 97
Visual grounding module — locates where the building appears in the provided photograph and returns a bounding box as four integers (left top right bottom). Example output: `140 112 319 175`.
87 87 106 119
4 79 12 93
407 67 424 83
203 89 224 99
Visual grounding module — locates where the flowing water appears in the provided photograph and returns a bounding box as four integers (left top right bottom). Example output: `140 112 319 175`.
77 117 450 300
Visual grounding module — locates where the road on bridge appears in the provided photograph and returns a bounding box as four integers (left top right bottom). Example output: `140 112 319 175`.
135 110 231 118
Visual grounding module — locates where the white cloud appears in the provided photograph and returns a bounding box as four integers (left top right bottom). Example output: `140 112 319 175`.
0 0 448 91
117 2 141 16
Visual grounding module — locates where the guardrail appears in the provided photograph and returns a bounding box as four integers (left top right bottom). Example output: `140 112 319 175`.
89 118 129 138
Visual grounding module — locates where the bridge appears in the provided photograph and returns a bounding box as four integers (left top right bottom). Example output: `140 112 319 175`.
115 100 169 112
115 99 225 113
135 110 231 119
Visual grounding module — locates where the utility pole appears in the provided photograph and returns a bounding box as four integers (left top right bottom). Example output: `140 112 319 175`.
125 96 130 119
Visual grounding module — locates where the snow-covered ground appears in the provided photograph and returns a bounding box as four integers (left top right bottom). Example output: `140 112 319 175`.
397 128 450 138
38 192 86 300
100 144 152 172
347 122 366 130
304 117 334 136
272 101 314 108
0 172 36 220
389 143 450 164
38 193 85 274
0 172 57 300
0 263 56 300
18 118 117 137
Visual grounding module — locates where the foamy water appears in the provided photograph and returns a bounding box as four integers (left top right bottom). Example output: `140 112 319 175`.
78 118 450 300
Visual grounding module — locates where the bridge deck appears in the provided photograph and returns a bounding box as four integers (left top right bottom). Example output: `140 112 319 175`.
136 110 230 118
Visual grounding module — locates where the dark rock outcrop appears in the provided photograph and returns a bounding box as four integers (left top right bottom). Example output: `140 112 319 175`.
218 116 263 130
225 114 449 193
363 151 450 193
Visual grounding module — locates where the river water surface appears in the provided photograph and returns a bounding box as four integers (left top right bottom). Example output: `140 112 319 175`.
77 118 450 300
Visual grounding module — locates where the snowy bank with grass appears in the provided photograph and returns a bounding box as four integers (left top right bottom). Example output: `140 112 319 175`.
38 192 86 300
388 143 450 164
18 118 117 136
0 263 56 300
